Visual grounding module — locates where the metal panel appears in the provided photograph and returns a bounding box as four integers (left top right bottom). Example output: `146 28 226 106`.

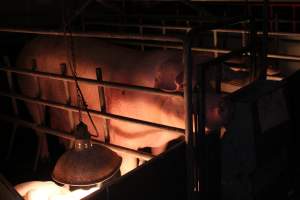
83 141 186 200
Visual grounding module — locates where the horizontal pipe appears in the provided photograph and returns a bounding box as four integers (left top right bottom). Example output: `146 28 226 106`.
82 21 300 39
2 24 300 41
198 46 251 69
0 91 185 135
0 114 153 161
0 67 183 98
0 27 183 43
114 40 300 62
86 21 190 31
215 28 300 39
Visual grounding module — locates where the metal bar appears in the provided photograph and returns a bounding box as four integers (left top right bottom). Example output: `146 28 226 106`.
60 63 75 149
250 17 258 82
0 67 183 98
96 68 110 143
199 46 251 69
3 23 300 40
0 114 154 161
31 60 45 172
214 28 300 38
3 56 18 162
212 30 222 93
195 63 207 198
183 36 194 200
86 21 190 31
259 0 269 80
0 91 185 135
0 27 183 43
139 18 145 51
112 40 300 63
74 20 300 39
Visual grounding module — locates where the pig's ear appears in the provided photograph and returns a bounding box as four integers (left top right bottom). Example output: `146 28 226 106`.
175 71 184 91
155 57 182 91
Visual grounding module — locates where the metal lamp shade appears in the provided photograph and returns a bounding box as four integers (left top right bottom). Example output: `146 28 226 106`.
52 122 122 186
52 143 122 186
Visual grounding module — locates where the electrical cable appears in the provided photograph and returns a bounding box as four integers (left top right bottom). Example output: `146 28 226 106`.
62 0 99 138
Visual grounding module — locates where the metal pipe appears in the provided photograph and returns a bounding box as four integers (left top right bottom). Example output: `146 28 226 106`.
215 28 300 39
4 56 18 162
96 68 110 143
259 0 269 80
0 91 185 135
113 40 300 62
86 21 190 31
0 114 154 161
0 67 183 98
0 27 183 43
183 36 194 200
75 21 300 39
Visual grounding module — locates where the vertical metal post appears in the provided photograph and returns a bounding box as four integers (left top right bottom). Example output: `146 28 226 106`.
60 63 74 148
195 63 206 199
270 4 273 32
249 17 257 82
139 18 144 51
293 5 296 32
162 20 167 50
213 30 222 93
259 0 269 80
183 35 195 200
213 30 218 58
3 56 18 161
31 59 44 171
96 68 110 143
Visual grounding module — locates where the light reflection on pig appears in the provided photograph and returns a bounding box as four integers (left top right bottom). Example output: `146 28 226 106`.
17 36 227 174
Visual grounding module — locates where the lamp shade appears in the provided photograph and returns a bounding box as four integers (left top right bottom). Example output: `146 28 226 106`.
52 122 122 186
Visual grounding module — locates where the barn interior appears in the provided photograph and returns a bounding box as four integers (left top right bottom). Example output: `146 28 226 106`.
0 0 300 200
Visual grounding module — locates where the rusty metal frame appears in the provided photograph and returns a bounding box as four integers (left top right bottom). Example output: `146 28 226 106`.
0 17 253 200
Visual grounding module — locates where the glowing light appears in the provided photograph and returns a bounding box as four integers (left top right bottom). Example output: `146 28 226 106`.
15 181 100 200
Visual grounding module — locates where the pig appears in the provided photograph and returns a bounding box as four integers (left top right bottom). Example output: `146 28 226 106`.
17 36 226 174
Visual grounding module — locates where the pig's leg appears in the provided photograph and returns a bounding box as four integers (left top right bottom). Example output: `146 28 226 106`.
151 144 168 156
18 74 48 169
27 103 48 170
118 153 138 175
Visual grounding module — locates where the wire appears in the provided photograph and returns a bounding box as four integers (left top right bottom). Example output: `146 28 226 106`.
62 0 99 138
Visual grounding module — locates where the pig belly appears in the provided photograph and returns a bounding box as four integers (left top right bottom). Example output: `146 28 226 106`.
107 90 182 149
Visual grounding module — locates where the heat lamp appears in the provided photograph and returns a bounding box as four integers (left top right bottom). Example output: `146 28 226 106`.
52 122 122 187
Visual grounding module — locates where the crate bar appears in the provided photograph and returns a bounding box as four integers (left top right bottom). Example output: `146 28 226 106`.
0 114 153 161
82 21 300 39
199 46 251 69
86 21 191 31
3 56 18 162
215 28 300 38
60 63 75 149
0 67 183 98
31 60 45 171
0 28 182 43
113 40 300 62
183 34 194 200
96 68 110 143
0 91 185 135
